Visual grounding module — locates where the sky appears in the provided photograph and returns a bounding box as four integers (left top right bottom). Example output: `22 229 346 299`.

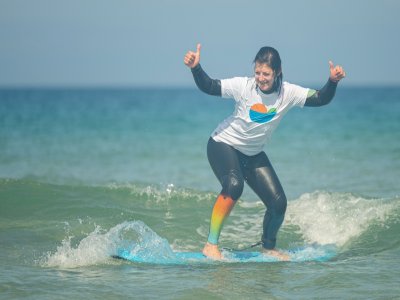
0 0 399 87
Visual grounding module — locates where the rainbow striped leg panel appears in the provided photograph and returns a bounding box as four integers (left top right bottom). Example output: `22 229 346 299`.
207 194 235 245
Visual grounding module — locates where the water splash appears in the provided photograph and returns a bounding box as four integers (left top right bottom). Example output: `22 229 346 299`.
286 191 395 247
43 221 174 268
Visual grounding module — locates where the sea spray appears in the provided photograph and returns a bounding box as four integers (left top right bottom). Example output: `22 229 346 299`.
43 221 174 268
44 225 112 268
286 191 395 247
120 221 176 263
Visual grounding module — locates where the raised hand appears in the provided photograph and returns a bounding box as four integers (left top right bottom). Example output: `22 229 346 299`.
329 61 346 82
184 43 201 68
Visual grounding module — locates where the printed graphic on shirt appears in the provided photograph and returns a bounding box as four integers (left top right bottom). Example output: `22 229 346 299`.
249 103 277 123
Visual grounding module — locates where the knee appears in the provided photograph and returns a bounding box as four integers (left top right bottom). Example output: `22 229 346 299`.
221 170 244 201
271 191 287 216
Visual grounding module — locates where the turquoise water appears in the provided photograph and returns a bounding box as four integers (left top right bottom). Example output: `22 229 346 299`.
1 87 399 299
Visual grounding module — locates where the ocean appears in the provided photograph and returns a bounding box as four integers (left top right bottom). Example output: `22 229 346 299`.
0 86 399 299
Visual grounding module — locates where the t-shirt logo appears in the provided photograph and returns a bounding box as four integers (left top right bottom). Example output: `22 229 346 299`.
249 103 277 123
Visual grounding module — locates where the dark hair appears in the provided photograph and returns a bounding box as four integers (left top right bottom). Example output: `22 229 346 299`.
253 46 283 94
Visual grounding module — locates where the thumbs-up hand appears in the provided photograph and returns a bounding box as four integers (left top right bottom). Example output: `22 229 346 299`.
329 61 346 82
184 43 201 68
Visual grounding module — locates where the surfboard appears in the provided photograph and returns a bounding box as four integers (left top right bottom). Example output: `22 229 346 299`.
113 245 336 264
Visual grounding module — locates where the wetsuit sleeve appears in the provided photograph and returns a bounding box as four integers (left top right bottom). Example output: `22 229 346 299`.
304 79 338 107
191 64 222 96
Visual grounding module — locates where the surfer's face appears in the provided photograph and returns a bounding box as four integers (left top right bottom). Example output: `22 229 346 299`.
254 63 278 92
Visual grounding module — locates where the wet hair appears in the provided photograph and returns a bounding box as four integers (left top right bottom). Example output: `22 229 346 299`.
253 46 283 94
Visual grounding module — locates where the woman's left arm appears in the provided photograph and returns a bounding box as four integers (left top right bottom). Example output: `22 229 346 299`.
305 61 346 107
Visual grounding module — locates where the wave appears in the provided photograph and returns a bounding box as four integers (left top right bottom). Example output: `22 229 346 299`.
42 200 399 268
285 191 400 261
286 191 398 247
1 178 398 268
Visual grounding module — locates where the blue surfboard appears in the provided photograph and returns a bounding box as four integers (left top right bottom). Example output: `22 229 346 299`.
113 245 336 264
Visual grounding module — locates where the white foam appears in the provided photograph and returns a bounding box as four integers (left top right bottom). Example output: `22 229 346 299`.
286 191 395 247
43 225 114 268
43 221 173 268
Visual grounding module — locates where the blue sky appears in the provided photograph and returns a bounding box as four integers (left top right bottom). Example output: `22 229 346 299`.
1 0 399 87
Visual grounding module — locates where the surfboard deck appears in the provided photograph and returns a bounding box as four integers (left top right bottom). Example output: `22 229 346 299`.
113 245 336 264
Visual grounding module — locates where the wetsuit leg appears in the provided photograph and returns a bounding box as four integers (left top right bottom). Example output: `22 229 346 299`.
240 151 287 249
206 138 244 244
207 138 244 201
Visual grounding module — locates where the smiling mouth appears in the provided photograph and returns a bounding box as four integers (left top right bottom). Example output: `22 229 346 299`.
257 80 269 84
258 82 270 87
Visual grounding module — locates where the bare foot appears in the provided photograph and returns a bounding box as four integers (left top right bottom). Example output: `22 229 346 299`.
202 242 223 260
262 248 290 261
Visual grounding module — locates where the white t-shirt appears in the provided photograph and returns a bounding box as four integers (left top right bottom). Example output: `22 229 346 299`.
211 77 309 156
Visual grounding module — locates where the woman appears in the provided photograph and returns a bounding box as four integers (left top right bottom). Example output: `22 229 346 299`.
184 44 345 260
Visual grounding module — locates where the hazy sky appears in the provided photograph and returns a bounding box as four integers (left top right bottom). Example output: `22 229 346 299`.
1 0 399 87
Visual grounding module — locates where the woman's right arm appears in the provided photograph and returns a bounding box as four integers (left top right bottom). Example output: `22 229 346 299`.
191 64 222 96
184 44 222 96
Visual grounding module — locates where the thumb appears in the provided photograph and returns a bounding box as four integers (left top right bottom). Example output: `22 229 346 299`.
329 60 334 70
196 43 201 56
